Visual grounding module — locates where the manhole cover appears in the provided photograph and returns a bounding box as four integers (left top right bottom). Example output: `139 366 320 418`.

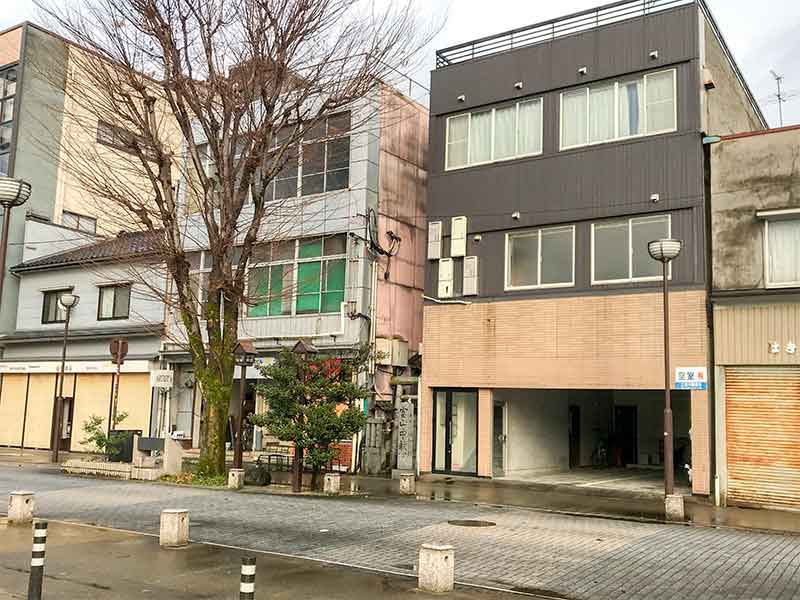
447 519 496 527
511 586 572 599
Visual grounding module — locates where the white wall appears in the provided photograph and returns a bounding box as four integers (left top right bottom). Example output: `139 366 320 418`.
167 96 383 351
15 263 166 333
499 389 570 477
21 219 99 263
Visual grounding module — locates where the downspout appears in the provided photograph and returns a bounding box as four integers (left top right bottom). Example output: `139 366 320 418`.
703 135 719 504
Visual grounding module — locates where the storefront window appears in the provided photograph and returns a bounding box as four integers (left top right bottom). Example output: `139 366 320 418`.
432 389 478 474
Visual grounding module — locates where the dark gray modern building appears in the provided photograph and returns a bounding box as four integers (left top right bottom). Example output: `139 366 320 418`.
419 0 766 502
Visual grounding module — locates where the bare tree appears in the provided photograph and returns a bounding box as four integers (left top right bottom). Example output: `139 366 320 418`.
35 0 436 475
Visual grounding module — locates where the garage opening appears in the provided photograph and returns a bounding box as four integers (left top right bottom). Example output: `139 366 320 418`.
492 389 691 494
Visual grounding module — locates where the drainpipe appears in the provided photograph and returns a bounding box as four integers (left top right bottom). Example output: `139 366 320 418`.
703 135 719 504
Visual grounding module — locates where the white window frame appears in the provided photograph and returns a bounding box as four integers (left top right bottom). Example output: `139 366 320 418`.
560 68 677 151
243 235 349 319
504 225 576 291
764 218 800 289
590 214 672 285
444 98 544 171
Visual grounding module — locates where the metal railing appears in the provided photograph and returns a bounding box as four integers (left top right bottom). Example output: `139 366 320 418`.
435 0 695 68
256 446 348 473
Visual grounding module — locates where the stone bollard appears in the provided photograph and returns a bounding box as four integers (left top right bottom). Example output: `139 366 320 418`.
399 472 416 496
418 543 454 593
665 494 685 521
323 473 341 496
8 491 35 524
228 468 245 490
160 509 189 548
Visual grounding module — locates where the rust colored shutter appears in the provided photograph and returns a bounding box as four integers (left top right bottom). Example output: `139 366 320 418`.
726 367 800 508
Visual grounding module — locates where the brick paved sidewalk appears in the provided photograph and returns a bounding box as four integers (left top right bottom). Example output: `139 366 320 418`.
1 466 799 600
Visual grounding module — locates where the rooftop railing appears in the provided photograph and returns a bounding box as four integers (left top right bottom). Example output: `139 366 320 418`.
435 0 695 68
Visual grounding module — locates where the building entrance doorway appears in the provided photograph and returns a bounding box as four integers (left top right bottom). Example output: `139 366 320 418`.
433 389 478 475
493 401 506 477
614 405 638 467
58 397 74 451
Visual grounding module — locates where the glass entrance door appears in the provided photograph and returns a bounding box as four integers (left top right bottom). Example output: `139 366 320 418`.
433 389 478 475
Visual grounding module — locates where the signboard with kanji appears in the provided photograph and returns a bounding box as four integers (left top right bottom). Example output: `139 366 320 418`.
675 367 708 391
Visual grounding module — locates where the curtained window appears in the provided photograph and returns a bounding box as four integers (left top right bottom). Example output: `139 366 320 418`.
561 69 676 149
445 98 543 170
767 219 800 286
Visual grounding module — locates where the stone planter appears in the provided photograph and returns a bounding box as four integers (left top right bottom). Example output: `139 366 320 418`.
62 459 132 480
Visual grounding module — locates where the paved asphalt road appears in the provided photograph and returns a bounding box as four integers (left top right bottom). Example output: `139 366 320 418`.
1 465 799 599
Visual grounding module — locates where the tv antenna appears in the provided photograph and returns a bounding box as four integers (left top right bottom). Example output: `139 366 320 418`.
770 69 786 127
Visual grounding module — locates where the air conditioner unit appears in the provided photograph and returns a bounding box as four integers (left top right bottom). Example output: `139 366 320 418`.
391 339 409 368
375 338 392 366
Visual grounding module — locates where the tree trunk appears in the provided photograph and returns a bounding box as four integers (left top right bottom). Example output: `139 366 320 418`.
292 446 303 493
310 466 319 491
196 378 231 476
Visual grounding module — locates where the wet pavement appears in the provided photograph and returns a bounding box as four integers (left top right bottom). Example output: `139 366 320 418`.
2 449 800 535
0 520 519 599
2 465 800 599
344 473 800 536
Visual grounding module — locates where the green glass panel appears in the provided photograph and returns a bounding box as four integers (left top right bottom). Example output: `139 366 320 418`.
249 302 268 317
297 262 321 293
296 261 321 313
299 238 322 259
321 291 344 313
268 264 286 316
248 267 269 317
297 294 320 313
325 259 346 291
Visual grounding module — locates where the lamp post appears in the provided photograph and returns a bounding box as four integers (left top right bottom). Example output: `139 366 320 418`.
0 177 31 308
232 340 257 470
291 339 318 493
648 239 683 499
51 292 80 464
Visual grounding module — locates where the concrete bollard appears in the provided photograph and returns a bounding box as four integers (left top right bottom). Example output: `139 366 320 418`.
418 543 455 593
8 491 35 524
228 468 245 490
160 509 189 548
323 472 341 495
399 472 416 495
665 494 685 521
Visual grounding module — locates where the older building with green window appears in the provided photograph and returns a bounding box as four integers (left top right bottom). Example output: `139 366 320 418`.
161 88 429 456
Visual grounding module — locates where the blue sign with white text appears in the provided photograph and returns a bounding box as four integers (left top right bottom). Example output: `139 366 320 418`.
675 367 708 391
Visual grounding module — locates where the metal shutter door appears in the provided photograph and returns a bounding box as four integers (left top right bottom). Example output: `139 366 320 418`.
726 367 800 508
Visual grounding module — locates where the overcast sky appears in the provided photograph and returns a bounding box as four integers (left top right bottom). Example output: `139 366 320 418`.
3 0 799 126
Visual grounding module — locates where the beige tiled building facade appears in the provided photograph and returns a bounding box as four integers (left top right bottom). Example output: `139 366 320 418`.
421 0 767 500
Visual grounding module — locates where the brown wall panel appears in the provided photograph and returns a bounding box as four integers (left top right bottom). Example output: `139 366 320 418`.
422 290 708 390
23 374 57 449
0 374 28 446
70 374 113 452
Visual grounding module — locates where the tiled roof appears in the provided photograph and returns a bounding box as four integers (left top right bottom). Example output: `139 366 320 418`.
12 230 163 273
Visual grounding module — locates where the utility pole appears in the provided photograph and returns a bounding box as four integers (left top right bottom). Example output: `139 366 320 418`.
770 69 786 127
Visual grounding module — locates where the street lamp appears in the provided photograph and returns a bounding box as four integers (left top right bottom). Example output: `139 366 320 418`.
51 292 80 464
0 177 31 308
232 340 257 470
290 339 318 492
648 239 683 502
